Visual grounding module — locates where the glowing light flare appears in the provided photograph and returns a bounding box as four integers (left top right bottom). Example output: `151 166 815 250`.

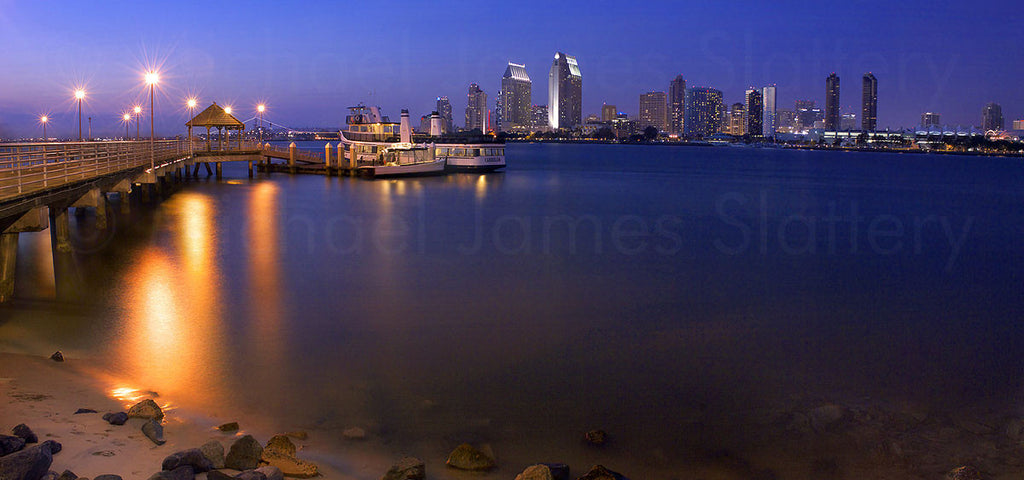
224 106 232 115
144 71 160 86
39 116 48 123
133 105 142 115
74 89 85 100
257 104 265 113
109 386 175 412
123 113 132 122
186 98 197 109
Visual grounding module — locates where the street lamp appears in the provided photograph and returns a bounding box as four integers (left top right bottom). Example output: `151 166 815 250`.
186 97 197 157
133 105 142 140
74 89 85 141
145 71 159 169
40 116 48 142
123 113 131 140
257 103 266 143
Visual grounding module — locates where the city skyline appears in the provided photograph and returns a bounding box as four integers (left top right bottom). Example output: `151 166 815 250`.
0 1 1021 138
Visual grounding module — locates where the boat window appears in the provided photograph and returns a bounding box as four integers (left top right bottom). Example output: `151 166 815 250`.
452 148 465 156
497 148 504 156
436 148 449 156
468 149 480 157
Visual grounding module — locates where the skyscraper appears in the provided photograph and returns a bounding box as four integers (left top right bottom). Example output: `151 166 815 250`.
825 73 840 130
683 87 723 138
862 73 878 131
921 112 941 128
795 100 824 130
729 103 746 136
669 75 686 134
745 88 763 136
639 91 668 132
499 62 532 132
983 102 1004 131
601 104 617 122
761 85 777 138
436 96 453 133
465 84 488 132
532 105 549 130
548 52 582 129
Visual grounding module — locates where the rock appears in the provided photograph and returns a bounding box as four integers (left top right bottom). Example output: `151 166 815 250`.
142 419 165 446
260 454 319 478
40 440 61 455
200 441 225 469
342 427 366 440
102 412 128 426
381 457 425 480
146 465 194 480
445 443 496 471
57 470 78 480
235 471 267 480
50 351 64 362
808 404 847 432
161 448 214 473
40 471 59 480
584 430 608 446
543 464 571 480
284 431 307 440
94 475 123 480
225 435 263 470
74 408 98 414
515 465 554 480
12 424 39 444
577 465 629 480
128 399 164 420
216 422 239 432
255 466 284 480
947 466 983 480
0 434 26 455
206 471 234 480
0 442 55 480
262 435 296 458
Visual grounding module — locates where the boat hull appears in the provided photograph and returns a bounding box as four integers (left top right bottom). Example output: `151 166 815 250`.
359 159 447 178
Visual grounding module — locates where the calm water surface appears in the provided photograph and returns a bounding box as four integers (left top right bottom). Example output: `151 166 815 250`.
2 143 1023 478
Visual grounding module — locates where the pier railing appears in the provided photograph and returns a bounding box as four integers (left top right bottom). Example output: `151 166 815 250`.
0 140 187 202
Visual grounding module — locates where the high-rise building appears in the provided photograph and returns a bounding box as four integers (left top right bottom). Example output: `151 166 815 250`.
436 96 453 133
532 105 549 130
465 83 488 132
601 104 617 122
761 85 777 138
841 113 857 131
825 73 840 130
683 87 723 138
983 102 1004 131
745 89 763 136
861 73 878 131
776 110 797 133
921 112 941 128
669 75 686 134
499 62 532 132
729 103 746 136
548 52 582 129
419 114 431 133
639 91 668 132
795 100 823 130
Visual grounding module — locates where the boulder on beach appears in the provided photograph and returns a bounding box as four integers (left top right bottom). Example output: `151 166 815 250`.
206 471 234 480
141 419 165 446
0 434 26 455
584 429 608 446
0 442 57 480
381 457 425 480
50 351 64 362
445 443 496 471
146 465 193 480
128 399 164 420
200 440 225 469
225 435 263 470
284 431 307 440
543 464 570 480
235 470 267 480
12 424 38 444
56 469 78 480
515 464 554 480
577 465 629 480
94 475 124 480
216 422 239 432
808 404 847 432
41 440 61 455
261 452 319 478
256 466 284 480
40 471 60 480
102 412 128 426
74 408 97 415
262 435 296 458
161 448 213 472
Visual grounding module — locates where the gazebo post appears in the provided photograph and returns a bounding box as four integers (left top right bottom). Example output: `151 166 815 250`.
205 126 211 152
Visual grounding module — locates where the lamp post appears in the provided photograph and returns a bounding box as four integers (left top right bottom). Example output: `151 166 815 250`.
40 116 48 142
145 71 158 170
74 89 85 141
123 113 131 140
257 103 266 143
133 105 142 140
186 97 197 157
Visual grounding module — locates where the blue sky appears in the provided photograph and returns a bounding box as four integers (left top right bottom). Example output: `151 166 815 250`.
1 0 1021 138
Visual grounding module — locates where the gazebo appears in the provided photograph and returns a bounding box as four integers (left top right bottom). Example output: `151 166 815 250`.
186 102 245 152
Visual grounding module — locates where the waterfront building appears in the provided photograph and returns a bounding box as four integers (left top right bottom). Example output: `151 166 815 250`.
419 114 431 133
841 113 857 131
639 91 668 132
1014 119 1024 130
601 104 617 122
729 103 746 136
921 112 941 128
983 102 1004 131
825 73 840 130
762 85 777 138
548 52 582 129
746 88 763 136
465 83 488 132
531 105 549 131
499 62 532 132
683 87 723 138
776 110 797 133
669 75 686 134
612 113 638 138
436 96 453 133
862 73 878 131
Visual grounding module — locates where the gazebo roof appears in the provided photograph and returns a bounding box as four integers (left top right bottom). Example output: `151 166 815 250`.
186 102 244 128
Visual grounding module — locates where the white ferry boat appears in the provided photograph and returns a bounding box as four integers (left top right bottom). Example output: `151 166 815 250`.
340 105 445 178
417 111 506 173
